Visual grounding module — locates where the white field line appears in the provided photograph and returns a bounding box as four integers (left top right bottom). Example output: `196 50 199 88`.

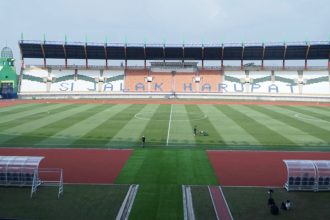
218 186 234 220
208 186 220 220
166 104 173 146
293 113 330 123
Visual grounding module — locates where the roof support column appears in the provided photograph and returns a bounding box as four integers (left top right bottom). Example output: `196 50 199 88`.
261 43 265 70
40 44 46 68
304 44 310 70
241 44 244 70
124 44 127 69
201 45 204 70
144 44 147 69
163 44 165 63
21 58 24 69
328 51 330 70
104 44 108 69
19 42 24 69
221 44 224 69
282 44 287 70
84 44 88 69
63 44 67 69
182 44 185 63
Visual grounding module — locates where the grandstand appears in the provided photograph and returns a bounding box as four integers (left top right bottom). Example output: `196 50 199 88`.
18 40 330 101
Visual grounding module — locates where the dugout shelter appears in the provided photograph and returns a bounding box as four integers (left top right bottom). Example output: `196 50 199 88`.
0 156 63 198
283 160 330 191
313 160 330 191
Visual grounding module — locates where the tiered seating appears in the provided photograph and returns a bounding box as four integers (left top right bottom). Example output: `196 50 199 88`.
50 69 75 92
222 71 246 93
150 72 173 92
302 71 329 94
103 70 124 92
174 72 197 93
248 71 273 93
274 71 299 94
20 68 48 92
199 70 222 92
75 70 99 92
124 69 148 92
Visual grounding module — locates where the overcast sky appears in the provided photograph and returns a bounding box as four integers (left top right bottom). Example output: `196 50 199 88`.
0 0 329 62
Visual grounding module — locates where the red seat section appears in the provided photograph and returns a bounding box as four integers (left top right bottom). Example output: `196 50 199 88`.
199 70 223 92
124 69 148 92
173 72 197 93
150 72 173 92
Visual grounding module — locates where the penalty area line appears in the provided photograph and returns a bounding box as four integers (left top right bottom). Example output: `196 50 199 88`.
166 104 173 146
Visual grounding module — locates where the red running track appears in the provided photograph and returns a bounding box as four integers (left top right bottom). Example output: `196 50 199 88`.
0 148 132 184
207 150 330 187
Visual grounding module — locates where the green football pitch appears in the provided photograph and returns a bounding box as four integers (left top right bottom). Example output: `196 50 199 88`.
1 102 330 219
0 102 329 150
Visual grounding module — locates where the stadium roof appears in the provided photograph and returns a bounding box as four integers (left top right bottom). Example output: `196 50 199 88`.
19 40 330 61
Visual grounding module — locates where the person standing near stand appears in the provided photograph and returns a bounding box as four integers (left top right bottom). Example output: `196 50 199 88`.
142 135 146 148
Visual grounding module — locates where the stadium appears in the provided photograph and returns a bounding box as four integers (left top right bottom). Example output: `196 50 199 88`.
1 1 330 219
0 37 329 219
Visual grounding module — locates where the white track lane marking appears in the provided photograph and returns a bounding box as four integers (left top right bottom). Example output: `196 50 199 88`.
166 104 173 146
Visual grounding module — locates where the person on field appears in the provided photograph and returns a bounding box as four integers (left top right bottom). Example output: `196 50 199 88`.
285 200 291 210
142 135 146 148
193 126 197 136
270 203 279 215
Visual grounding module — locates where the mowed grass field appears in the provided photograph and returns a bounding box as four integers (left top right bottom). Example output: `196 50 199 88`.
1 102 330 220
0 102 330 150
0 184 130 220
